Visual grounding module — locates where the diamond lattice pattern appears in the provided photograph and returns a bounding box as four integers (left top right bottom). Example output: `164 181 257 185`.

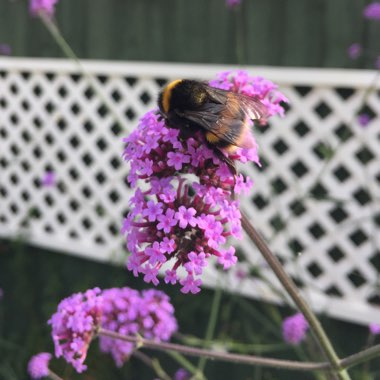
0 60 379 325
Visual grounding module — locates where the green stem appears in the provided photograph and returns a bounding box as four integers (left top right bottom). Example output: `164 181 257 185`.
98 328 380 372
48 370 64 380
168 351 207 380
240 213 351 380
99 327 330 371
133 351 172 380
340 344 380 370
39 13 127 133
196 286 222 377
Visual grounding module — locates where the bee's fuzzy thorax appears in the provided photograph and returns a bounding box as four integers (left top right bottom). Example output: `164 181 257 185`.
159 80 208 114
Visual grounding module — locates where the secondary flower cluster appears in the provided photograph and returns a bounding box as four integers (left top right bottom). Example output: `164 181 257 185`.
48 288 103 373
48 287 177 372
123 71 287 294
99 288 177 367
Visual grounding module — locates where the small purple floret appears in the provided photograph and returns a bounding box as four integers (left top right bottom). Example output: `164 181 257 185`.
28 353 52 379
347 43 362 60
282 313 309 345
363 2 380 20
369 323 380 335
30 0 59 17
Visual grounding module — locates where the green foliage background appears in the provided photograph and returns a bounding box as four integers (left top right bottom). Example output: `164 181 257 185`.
0 239 379 380
0 0 375 68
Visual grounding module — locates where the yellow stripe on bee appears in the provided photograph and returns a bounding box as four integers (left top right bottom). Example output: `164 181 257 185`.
162 79 183 113
206 132 220 144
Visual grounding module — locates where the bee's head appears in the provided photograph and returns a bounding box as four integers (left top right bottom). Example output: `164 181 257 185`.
158 80 207 114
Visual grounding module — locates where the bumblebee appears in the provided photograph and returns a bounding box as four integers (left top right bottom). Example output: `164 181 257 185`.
158 79 267 173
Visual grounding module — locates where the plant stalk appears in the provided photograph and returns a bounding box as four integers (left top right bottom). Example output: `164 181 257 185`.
240 212 351 380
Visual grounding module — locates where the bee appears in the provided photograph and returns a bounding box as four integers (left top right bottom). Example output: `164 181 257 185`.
157 79 267 174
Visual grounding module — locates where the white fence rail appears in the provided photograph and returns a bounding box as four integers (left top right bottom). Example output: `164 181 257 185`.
0 58 379 325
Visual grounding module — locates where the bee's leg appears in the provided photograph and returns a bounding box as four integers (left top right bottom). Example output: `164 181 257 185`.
212 148 237 177
156 110 166 121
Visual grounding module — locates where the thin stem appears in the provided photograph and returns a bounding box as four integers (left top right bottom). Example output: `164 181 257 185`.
98 327 330 372
340 344 380 370
133 351 172 380
240 212 351 380
168 351 207 380
39 13 128 133
196 286 222 375
98 329 380 373
48 370 64 380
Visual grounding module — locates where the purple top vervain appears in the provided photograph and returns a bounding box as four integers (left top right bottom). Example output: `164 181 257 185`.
48 287 177 371
122 70 288 294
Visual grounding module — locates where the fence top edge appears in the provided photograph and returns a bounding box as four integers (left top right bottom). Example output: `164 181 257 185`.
0 57 378 88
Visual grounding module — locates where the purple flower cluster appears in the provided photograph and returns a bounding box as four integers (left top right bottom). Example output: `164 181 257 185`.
209 70 289 122
363 2 380 20
48 288 103 373
282 312 309 345
123 71 287 294
48 287 176 372
27 353 52 379
99 287 177 367
123 113 247 293
29 0 59 17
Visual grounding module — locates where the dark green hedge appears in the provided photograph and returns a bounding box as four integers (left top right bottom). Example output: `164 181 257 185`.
0 239 377 380
0 0 375 68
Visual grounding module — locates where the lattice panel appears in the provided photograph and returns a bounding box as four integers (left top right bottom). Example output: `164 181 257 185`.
0 59 379 325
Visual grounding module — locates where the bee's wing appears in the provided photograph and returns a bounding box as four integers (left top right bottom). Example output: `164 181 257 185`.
205 85 267 121
177 89 267 147
236 93 268 121
177 104 243 146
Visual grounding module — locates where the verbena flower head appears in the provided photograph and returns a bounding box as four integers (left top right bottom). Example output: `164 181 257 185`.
282 312 309 345
369 323 380 335
27 353 52 379
123 70 287 293
363 2 380 20
347 43 362 60
99 287 177 367
30 0 59 17
48 288 103 373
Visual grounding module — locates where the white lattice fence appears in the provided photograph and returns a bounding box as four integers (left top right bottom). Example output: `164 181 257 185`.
0 58 379 325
